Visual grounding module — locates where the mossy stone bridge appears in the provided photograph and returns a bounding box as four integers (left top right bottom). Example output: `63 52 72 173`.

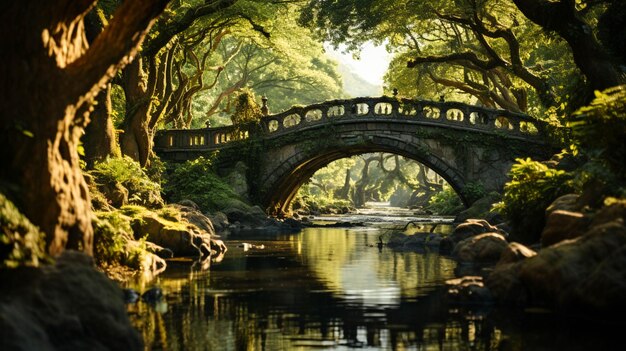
155 96 554 215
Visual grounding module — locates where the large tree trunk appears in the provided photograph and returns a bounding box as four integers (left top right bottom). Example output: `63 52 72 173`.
120 58 156 167
336 169 351 200
83 84 120 168
512 0 625 92
0 0 169 257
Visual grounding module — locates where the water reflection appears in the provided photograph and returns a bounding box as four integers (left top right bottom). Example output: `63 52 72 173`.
127 225 621 350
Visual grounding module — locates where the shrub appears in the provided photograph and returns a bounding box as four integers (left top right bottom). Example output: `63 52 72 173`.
0 193 47 268
493 158 574 243
90 156 163 208
568 85 626 196
426 185 464 215
163 157 245 213
92 211 146 269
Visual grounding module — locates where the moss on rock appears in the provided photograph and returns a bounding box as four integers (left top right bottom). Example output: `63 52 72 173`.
0 193 47 268
93 210 166 281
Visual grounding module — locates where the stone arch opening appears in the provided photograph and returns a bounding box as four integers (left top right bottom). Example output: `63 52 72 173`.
261 140 470 216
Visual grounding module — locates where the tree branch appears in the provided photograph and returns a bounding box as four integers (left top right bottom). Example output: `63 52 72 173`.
67 0 171 101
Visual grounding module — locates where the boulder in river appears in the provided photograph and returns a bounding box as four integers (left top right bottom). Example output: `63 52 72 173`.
445 275 493 305
386 232 442 251
441 219 504 253
123 205 215 258
487 220 626 313
497 242 536 266
540 210 590 247
452 233 508 263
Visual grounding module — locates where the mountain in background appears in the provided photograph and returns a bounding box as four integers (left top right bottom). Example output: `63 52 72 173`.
336 62 382 98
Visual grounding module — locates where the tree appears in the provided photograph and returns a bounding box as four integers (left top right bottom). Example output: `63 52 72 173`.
512 0 625 92
0 0 170 257
190 5 345 127
118 0 238 166
301 0 625 115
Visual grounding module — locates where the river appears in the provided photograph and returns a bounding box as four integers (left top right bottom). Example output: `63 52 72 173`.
127 204 620 350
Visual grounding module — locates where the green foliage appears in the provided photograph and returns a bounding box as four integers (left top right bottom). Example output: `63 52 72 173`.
163 157 245 213
92 211 146 270
230 88 262 125
145 156 167 184
568 86 626 188
301 0 587 116
110 83 126 128
426 185 463 215
90 156 163 208
494 158 574 243
461 181 486 204
0 193 47 268
292 190 354 214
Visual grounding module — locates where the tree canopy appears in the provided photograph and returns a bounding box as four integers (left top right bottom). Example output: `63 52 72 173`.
301 0 626 117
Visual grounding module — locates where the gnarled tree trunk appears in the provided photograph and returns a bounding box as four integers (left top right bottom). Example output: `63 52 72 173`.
83 84 121 168
0 0 169 257
120 58 156 166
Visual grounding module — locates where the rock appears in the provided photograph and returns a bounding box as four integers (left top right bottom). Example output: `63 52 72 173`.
387 232 409 248
445 276 493 305
177 199 199 210
487 221 626 313
486 262 526 305
129 209 212 258
452 233 508 263
210 239 227 255
144 241 174 259
223 207 265 227
541 210 590 247
441 219 504 254
386 232 443 251
590 198 626 227
123 288 140 304
174 204 216 234
545 194 580 216
100 182 129 208
452 219 502 242
497 242 536 266
93 212 167 281
207 212 229 232
403 233 429 249
454 192 501 223
0 251 142 350
484 211 504 226
138 251 167 281
141 287 163 303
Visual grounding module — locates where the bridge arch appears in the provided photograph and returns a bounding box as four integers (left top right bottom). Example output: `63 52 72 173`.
260 135 468 215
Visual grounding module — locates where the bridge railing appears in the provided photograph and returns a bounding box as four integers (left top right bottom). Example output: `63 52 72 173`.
154 96 548 151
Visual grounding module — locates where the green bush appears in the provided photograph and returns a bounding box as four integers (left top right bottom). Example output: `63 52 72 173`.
92 211 145 269
0 193 47 268
163 157 245 213
90 156 163 208
568 85 626 195
494 158 574 243
461 181 486 204
426 185 464 215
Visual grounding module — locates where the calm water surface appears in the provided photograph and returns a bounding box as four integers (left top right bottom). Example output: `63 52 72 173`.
128 207 621 350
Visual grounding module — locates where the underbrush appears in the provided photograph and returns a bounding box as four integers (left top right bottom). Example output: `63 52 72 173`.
163 156 247 213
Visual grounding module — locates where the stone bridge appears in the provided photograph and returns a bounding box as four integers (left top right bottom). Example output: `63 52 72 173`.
155 96 555 214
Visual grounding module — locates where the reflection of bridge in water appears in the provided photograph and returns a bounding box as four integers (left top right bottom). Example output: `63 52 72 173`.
155 96 555 214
